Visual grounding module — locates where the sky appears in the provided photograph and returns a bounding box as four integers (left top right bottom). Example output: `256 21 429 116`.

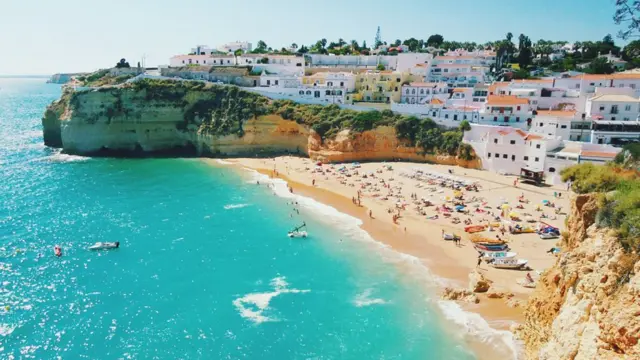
0 0 628 75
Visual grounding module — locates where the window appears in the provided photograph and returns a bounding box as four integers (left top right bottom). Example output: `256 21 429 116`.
495 153 500 158
182 60 185 64
493 116 497 121
196 60 199 64
503 154 508 159
536 144 541 149
517 106 521 111
561 125 567 129
599 106 605 111
516 117 520 122
632 84 636 89
589 82 595 86
524 156 529 161
611 105 619 114
445 114 449 119
274 80 278 85
624 117 630 121
396 78 400 82
488 153 491 158
549 167 556 173
432 112 436 116
625 105 631 111
444 69 449 73
512 155 516 161
575 84 580 89
203 60 206 64
535 157 539 162
464 115 467 120
395 87 398 92
420 89 424 94
340 82 344 87
266 80 270 85
510 140 516 145
539 122 544 127
299 90 304 95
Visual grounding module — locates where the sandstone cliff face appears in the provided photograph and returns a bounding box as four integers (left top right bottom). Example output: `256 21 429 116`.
521 194 640 360
42 86 479 168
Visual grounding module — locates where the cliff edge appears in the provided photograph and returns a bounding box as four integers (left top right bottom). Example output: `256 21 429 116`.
520 193 640 359
42 79 479 166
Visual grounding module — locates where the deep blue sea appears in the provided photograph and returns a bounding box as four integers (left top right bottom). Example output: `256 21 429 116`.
0 78 491 359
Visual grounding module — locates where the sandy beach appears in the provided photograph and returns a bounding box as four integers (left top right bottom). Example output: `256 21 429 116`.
207 156 571 356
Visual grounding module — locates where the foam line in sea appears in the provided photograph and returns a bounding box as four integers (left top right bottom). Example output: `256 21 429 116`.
244 167 521 359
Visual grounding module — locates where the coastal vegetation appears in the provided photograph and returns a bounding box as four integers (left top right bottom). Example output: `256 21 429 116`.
561 149 640 250
86 79 472 158
76 69 134 87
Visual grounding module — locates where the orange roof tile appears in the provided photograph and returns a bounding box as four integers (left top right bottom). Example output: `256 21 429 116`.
452 88 467 93
525 134 543 140
497 130 510 136
486 95 529 105
580 151 617 158
536 110 577 117
415 63 427 67
431 98 444 105
488 82 510 92
515 129 528 137
610 73 640 80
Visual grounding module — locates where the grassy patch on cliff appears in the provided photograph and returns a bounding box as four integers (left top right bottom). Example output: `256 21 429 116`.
561 162 640 250
119 79 473 157
77 69 135 87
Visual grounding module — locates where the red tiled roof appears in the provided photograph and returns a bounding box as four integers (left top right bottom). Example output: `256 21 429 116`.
581 151 617 158
486 95 529 105
525 134 543 140
536 110 577 117
431 98 444 104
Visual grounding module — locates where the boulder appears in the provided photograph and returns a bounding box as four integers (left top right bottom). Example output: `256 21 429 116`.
469 270 492 293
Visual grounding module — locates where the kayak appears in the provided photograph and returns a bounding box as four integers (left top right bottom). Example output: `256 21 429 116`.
89 242 120 251
464 225 485 233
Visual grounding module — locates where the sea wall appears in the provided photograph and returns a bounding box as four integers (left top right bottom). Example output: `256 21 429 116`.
42 82 479 168
519 194 640 359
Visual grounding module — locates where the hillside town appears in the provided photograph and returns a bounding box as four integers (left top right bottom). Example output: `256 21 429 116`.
71 32 640 185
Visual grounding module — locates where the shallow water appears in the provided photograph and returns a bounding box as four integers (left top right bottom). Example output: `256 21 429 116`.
0 78 479 359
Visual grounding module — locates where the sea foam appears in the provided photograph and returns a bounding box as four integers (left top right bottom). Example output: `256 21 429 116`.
233 276 309 324
246 167 521 358
223 203 250 210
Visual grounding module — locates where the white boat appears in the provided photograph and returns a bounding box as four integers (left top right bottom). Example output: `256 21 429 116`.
442 233 460 241
287 231 308 238
287 223 307 238
89 242 120 251
489 258 528 270
539 232 559 240
481 251 517 261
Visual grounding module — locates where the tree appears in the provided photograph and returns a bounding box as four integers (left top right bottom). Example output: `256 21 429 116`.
137 61 141 68
298 45 309 54
623 39 640 59
614 0 640 39
374 26 382 48
362 40 368 50
321 38 327 49
350 39 360 52
584 57 615 74
426 34 444 47
234 49 243 57
376 64 385 71
291 43 298 49
517 34 533 69
115 58 130 68
256 40 268 51
392 39 401 47
403 37 420 51
458 120 471 132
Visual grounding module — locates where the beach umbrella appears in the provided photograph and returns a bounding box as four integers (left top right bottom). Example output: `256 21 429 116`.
509 211 519 217
501 204 511 210
455 205 465 211
542 199 549 204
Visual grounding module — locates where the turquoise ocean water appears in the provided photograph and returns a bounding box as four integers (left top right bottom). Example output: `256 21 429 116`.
1 78 484 359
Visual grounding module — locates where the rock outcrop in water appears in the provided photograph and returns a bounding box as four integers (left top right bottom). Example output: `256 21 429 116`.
519 193 640 359
42 79 479 167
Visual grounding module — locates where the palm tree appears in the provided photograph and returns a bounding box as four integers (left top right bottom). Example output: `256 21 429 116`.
350 40 359 52
291 43 298 49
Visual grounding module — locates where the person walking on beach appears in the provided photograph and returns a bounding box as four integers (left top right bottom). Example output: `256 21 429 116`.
477 254 482 268
369 210 373 218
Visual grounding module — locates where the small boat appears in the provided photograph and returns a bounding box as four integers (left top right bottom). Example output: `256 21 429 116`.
539 232 559 240
464 225 486 233
287 223 308 238
480 251 517 260
489 258 528 270
442 233 460 241
474 243 510 252
89 242 120 251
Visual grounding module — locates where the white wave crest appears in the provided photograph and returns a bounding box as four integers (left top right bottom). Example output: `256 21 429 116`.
214 159 234 165
244 167 519 356
233 276 309 324
0 323 16 337
438 300 521 359
224 203 250 210
42 150 90 163
353 288 388 307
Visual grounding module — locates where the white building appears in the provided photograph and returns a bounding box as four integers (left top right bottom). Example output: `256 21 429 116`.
478 95 532 126
236 54 304 74
169 54 236 67
218 41 252 53
306 54 398 70
396 53 433 73
400 82 448 104
190 45 214 55
464 124 621 183
585 89 640 145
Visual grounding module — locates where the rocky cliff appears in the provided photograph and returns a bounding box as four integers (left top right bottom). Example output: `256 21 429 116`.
42 80 479 167
520 194 640 359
